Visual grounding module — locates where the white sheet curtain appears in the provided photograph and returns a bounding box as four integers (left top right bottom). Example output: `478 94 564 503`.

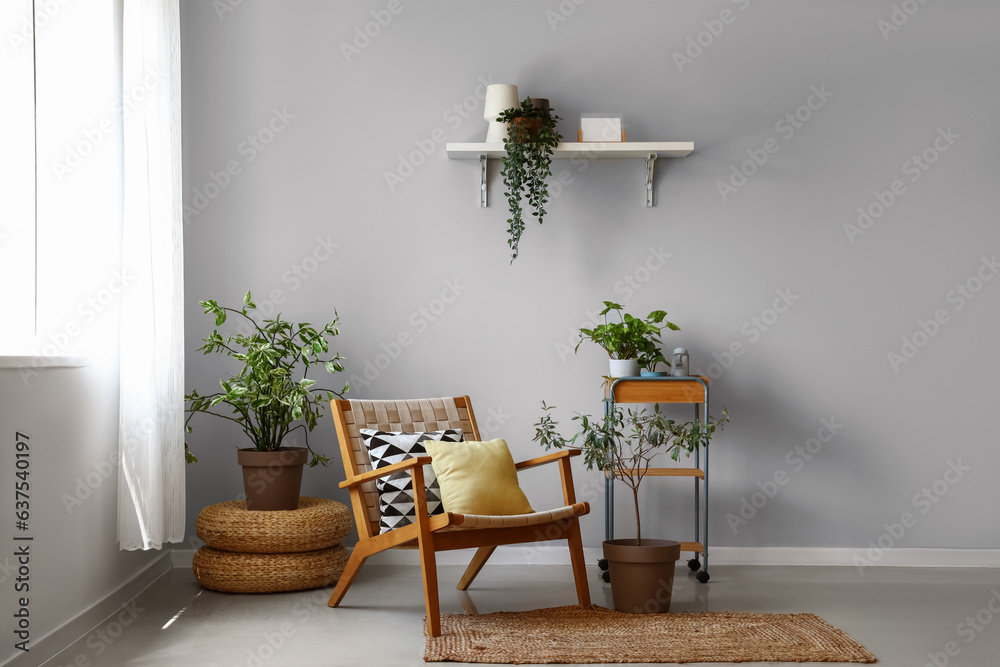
117 0 185 550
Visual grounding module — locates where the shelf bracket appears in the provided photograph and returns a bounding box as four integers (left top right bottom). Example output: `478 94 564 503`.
645 153 657 207
479 154 488 208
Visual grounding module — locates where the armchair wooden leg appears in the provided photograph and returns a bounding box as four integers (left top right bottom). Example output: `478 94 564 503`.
457 545 496 591
418 530 442 637
567 519 591 606
328 547 369 608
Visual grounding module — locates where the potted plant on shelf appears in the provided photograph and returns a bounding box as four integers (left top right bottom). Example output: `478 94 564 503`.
576 301 680 378
534 402 729 611
185 292 349 511
637 348 669 377
495 97 563 262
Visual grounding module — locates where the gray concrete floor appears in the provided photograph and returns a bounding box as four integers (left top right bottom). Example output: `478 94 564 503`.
44 562 1000 666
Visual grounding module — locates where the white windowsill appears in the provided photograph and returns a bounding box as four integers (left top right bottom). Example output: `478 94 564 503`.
0 355 94 369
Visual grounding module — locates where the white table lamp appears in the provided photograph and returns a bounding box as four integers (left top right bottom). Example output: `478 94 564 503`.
484 84 518 142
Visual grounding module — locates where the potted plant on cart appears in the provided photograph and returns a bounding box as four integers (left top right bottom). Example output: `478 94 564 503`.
534 402 729 610
495 97 562 262
576 301 680 378
185 292 349 510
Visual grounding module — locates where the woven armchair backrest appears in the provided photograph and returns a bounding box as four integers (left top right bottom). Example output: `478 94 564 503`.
333 397 481 536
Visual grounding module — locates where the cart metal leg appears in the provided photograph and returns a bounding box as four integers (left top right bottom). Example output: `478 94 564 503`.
697 401 711 583
605 472 614 543
604 397 614 544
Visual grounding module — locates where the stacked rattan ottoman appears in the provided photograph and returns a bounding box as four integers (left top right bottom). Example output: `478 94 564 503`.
193 497 351 593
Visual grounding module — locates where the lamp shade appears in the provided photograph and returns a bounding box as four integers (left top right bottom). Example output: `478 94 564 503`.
484 84 518 142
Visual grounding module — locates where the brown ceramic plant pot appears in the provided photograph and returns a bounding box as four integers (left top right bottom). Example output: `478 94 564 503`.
509 117 544 141
237 447 308 511
602 539 681 613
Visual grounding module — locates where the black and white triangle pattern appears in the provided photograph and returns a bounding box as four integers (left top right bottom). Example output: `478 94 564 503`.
360 428 463 534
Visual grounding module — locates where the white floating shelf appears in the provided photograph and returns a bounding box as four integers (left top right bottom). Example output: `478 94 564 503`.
446 141 693 160
446 141 693 206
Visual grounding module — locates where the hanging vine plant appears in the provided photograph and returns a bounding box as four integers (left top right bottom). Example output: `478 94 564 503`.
496 97 562 262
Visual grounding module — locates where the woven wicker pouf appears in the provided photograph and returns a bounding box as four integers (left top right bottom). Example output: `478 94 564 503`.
197 497 352 553
193 497 352 594
193 543 349 593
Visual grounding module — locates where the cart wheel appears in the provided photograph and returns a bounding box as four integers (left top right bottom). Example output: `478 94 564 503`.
601 570 611 583
696 571 710 584
687 558 701 571
597 559 609 571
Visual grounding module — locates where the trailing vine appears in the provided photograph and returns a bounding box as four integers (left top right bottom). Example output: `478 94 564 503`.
496 97 562 262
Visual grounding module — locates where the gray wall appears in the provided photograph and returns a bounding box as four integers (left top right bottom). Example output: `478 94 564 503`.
180 0 1000 551
0 365 162 665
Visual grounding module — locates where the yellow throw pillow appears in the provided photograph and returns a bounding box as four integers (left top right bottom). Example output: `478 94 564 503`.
425 438 533 516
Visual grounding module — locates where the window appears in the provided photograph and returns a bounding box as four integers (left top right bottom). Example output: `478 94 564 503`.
1 0 120 359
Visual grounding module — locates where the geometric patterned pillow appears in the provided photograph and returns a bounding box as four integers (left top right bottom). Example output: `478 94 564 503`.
359 429 463 534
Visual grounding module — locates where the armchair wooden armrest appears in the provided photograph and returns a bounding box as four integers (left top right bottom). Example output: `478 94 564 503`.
515 448 581 471
515 448 582 506
339 456 433 489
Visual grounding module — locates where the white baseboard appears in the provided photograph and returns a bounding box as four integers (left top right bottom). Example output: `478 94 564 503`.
706 546 1000 568
9 551 173 667
167 545 1000 569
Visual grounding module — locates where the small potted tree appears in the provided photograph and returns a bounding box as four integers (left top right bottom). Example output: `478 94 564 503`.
576 301 680 378
534 402 728 612
496 97 562 262
185 293 349 510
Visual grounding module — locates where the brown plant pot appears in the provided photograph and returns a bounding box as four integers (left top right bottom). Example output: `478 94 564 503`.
509 117 544 141
603 538 681 613
237 447 307 511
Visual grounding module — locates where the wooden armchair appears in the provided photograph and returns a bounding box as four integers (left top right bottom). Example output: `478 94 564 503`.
327 396 590 636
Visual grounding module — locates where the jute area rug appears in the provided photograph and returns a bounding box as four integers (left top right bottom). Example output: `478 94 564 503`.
424 605 877 664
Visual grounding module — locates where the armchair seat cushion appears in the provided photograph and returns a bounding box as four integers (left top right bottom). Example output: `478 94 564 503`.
447 503 589 530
